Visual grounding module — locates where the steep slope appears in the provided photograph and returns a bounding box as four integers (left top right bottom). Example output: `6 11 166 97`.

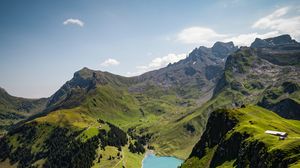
213 35 300 119
135 42 237 99
0 41 238 168
181 35 300 167
48 42 237 157
46 67 135 110
0 88 48 134
181 105 300 168
251 34 300 66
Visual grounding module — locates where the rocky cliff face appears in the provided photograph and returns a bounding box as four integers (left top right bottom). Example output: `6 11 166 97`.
212 35 300 119
188 109 237 159
181 35 300 167
47 41 238 112
0 40 238 167
251 34 300 66
258 98 300 120
134 41 237 99
251 34 299 48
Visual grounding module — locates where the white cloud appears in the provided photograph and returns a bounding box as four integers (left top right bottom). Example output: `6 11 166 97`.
177 27 227 46
252 7 289 29
175 6 300 47
101 58 120 67
252 7 300 38
126 53 186 76
225 31 280 46
63 18 84 27
176 26 281 46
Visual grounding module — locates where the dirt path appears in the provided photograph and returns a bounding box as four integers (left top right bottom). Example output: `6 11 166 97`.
112 147 125 168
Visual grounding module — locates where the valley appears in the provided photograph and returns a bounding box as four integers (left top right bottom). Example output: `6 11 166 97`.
0 35 300 168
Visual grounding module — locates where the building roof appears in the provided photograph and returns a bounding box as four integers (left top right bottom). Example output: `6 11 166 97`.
265 130 287 136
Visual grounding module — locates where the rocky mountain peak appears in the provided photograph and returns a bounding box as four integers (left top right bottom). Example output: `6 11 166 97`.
0 87 6 93
212 41 237 59
74 67 98 79
250 34 298 48
185 46 210 62
184 41 237 63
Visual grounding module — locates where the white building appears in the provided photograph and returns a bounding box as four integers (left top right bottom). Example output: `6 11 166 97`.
265 130 288 137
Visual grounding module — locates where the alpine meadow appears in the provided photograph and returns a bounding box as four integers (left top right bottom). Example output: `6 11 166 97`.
0 1 300 168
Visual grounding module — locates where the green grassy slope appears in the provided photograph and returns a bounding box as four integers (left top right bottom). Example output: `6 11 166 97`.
182 105 300 167
0 88 48 135
1 35 298 167
0 83 207 167
83 84 206 159
0 106 144 168
0 42 234 165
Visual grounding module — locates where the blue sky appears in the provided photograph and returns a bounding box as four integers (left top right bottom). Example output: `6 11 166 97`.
0 0 300 98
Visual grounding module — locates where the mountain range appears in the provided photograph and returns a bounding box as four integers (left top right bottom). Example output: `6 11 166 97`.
0 34 299 168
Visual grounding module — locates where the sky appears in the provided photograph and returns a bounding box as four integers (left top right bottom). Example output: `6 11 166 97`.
0 0 300 98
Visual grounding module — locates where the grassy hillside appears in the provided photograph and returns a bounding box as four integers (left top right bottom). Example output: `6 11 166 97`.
0 41 236 166
182 105 300 167
0 106 145 168
1 35 299 167
0 88 48 135
0 83 208 167
83 85 207 159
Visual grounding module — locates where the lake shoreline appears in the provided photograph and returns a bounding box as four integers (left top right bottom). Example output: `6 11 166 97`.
142 150 183 168
141 150 154 168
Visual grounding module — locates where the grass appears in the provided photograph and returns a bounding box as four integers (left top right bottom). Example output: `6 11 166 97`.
78 127 99 142
228 105 300 151
91 145 143 168
0 89 48 133
122 145 144 168
34 107 101 129
181 146 217 168
183 105 300 167
92 146 122 168
78 85 209 159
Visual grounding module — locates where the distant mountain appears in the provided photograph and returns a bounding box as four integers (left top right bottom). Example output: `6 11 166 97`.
181 35 300 167
1 35 299 168
46 67 135 110
43 41 237 114
213 35 300 119
0 41 238 168
250 34 300 66
0 88 48 134
251 34 299 48
135 41 237 99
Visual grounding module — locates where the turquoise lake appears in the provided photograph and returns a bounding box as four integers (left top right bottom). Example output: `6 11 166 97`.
142 153 183 168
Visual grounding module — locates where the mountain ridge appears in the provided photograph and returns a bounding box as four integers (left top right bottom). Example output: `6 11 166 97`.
1 35 299 168
181 35 300 167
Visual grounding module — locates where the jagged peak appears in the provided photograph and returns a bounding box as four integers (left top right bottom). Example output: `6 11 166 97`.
74 67 96 79
212 41 235 50
212 41 237 59
251 34 298 48
0 87 7 94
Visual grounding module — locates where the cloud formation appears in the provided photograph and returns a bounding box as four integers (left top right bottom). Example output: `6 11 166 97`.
63 18 84 27
225 31 280 46
177 27 227 46
127 53 186 76
252 7 300 38
101 58 120 67
176 7 300 46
